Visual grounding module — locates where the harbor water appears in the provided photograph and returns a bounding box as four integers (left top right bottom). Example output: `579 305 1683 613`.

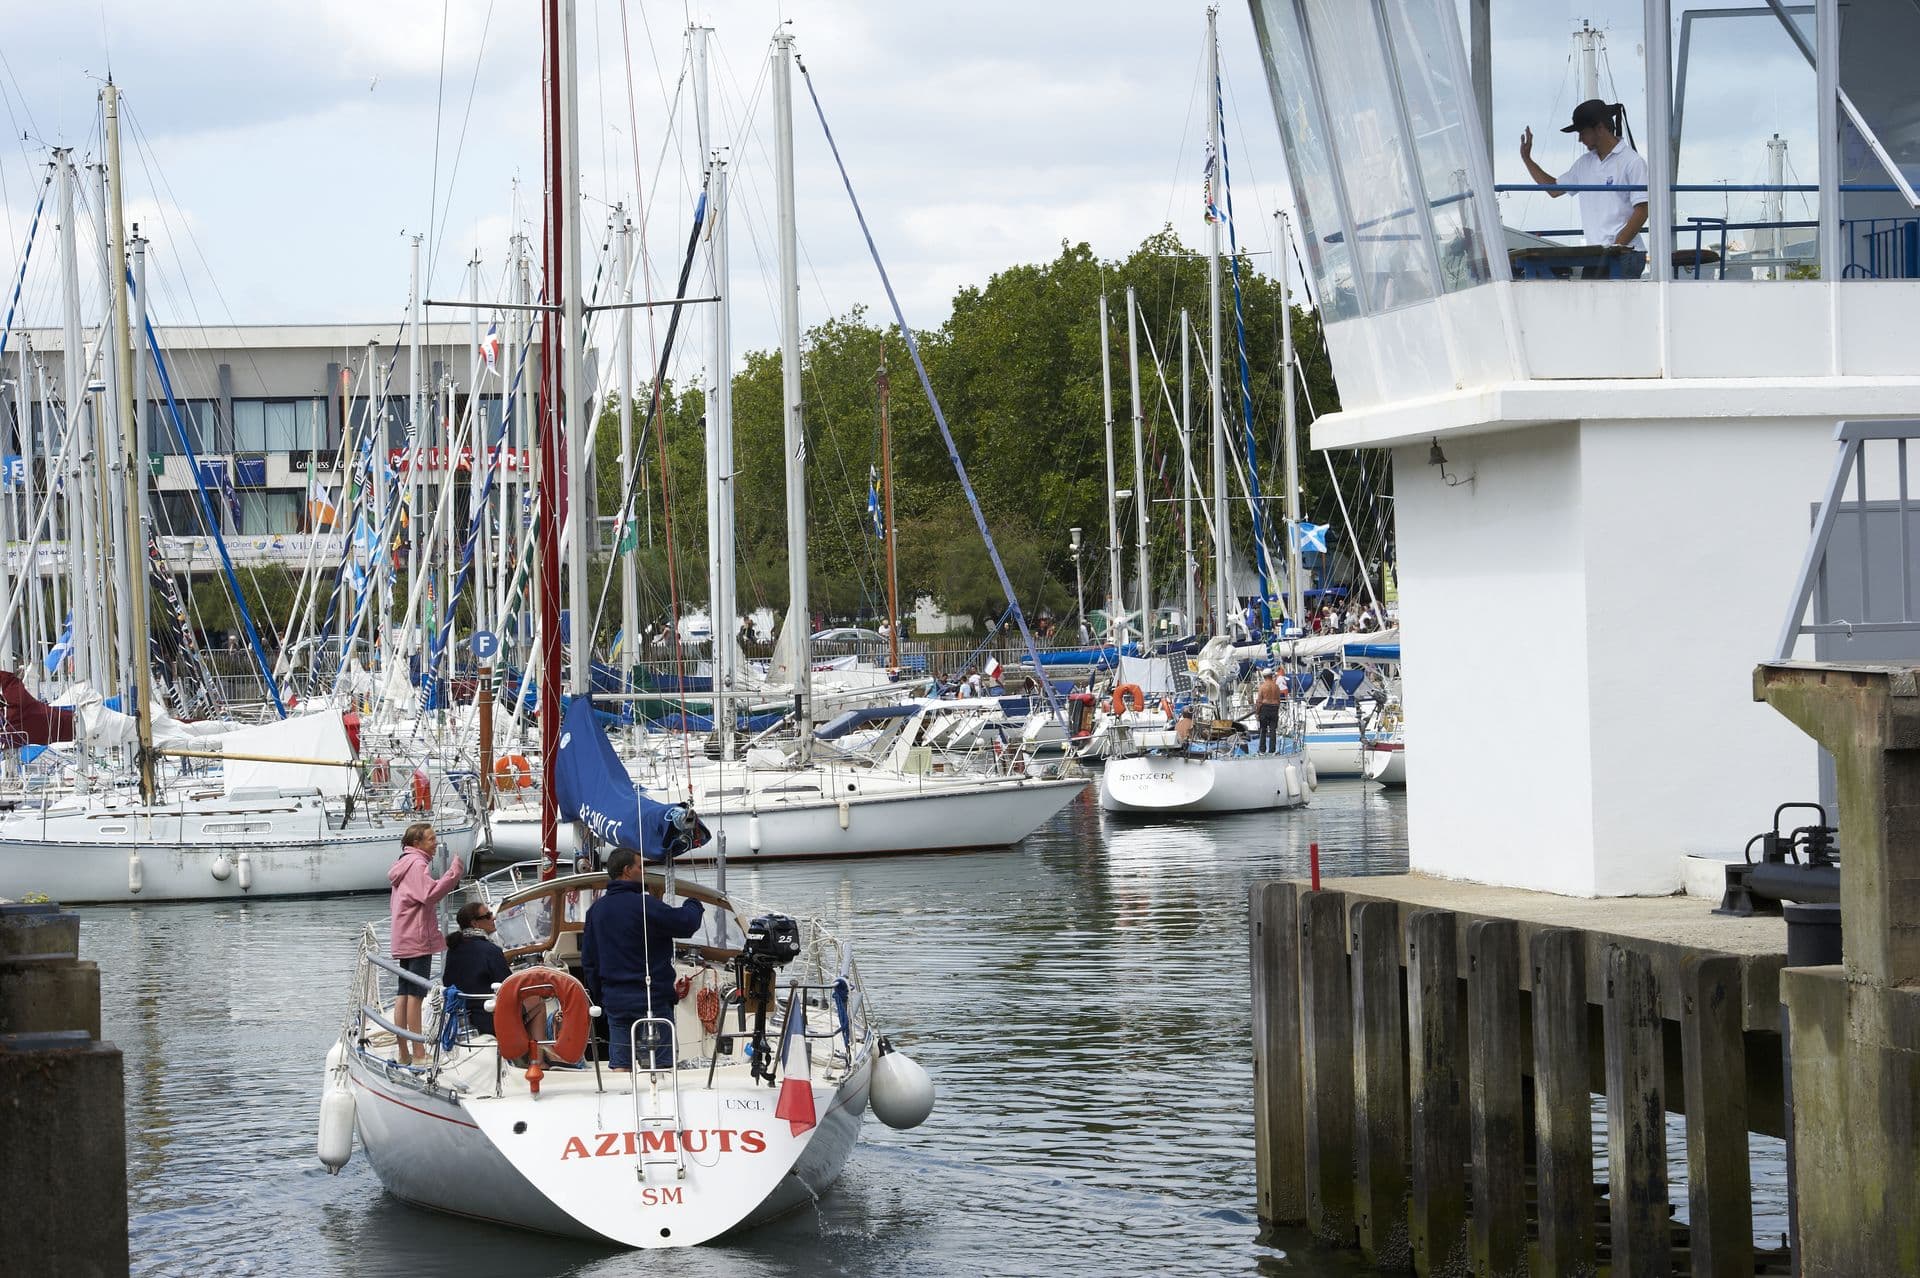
89 780 1408 1276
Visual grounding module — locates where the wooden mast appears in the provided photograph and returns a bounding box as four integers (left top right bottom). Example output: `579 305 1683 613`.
878 352 900 670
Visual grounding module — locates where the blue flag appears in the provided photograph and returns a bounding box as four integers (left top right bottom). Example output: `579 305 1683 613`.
44 611 73 674
1293 521 1329 554
868 465 883 539
553 696 705 861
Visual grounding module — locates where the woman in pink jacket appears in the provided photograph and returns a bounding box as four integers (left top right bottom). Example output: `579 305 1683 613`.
387 822 466 1065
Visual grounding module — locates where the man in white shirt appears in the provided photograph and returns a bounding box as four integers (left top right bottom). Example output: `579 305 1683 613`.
1520 99 1649 276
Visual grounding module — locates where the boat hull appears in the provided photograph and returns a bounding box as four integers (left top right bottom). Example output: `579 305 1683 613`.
1364 742 1406 787
346 1048 869 1246
1098 751 1309 815
0 799 477 903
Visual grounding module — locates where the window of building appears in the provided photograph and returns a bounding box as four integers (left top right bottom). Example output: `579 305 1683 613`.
150 399 216 455
240 488 303 535
148 486 207 537
234 398 323 452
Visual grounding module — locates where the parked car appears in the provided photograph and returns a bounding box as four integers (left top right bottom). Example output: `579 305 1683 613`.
811 627 886 645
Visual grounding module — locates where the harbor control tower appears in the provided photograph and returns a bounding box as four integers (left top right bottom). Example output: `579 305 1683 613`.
1247 0 1920 894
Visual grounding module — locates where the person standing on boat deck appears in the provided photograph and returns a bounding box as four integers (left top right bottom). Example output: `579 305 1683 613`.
581 848 704 1071
1520 99 1649 276
1255 669 1284 755
387 823 466 1066
443 900 510 1038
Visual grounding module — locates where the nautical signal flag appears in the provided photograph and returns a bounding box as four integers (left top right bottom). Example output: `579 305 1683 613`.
867 465 882 539
479 321 499 373
983 656 1003 685
773 1004 817 1136
1292 521 1329 554
308 478 339 528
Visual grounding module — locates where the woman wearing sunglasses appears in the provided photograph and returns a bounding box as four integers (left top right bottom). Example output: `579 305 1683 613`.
443 900 511 1038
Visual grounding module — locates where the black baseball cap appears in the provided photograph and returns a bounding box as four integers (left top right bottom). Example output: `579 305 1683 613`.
1561 99 1614 133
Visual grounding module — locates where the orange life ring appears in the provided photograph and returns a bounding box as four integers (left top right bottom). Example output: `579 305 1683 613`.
411 770 433 811
1112 683 1146 714
492 966 592 1064
494 754 534 790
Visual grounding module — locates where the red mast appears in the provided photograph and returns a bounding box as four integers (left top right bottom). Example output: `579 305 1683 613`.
537 0 565 879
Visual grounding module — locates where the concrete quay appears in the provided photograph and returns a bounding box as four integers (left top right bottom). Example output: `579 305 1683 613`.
0 902 129 1277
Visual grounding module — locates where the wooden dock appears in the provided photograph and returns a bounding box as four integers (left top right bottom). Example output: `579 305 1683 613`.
1251 873 1790 1276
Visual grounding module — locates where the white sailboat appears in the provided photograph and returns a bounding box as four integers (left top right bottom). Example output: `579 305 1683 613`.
1099 14 1311 819
327 23 937 1248
0 89 478 905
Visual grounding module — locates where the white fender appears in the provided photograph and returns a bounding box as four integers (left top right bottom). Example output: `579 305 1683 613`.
870 1041 935 1130
1304 758 1319 791
1284 765 1302 800
837 800 850 831
317 1039 355 1173
236 852 254 892
317 1085 356 1172
210 853 233 882
748 814 763 853
127 852 143 895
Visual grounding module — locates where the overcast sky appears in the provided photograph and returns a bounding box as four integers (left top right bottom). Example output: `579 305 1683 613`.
0 1 1816 384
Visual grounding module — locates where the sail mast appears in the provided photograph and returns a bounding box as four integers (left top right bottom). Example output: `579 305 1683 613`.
1097 292 1121 642
1126 285 1150 648
878 352 900 669
1279 209 1304 627
772 31 811 751
1206 8 1231 635
537 0 567 874
105 83 155 803
1180 308 1195 630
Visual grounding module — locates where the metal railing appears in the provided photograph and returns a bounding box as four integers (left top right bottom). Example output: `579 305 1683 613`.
1776 419 1920 660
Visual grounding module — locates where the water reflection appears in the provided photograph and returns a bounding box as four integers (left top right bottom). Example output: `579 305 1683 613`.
83 780 1408 1276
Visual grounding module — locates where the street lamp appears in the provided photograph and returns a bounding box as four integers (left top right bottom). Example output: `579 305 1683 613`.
1069 526 1085 640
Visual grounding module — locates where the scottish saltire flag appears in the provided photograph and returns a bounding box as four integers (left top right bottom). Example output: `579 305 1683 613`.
867 466 882 539
479 321 499 373
44 612 73 674
1292 521 1329 554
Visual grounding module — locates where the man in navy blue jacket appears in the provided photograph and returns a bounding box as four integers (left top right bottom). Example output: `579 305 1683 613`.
581 847 705 1070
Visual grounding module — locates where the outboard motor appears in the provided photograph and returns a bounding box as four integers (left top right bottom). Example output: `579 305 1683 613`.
1717 802 1841 965
735 913 802 1083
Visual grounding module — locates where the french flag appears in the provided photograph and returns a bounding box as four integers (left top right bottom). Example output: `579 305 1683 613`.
773 1005 816 1136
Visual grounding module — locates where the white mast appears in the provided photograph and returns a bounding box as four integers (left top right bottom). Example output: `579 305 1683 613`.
1125 285 1150 646
1207 9 1232 635
105 83 155 801
711 157 736 758
1097 292 1122 641
1576 20 1601 102
56 151 95 689
408 234 423 668
560 0 590 697
1766 134 1788 281
772 30 811 747
1180 308 1195 630
1279 209 1304 629
468 249 485 647
616 210 639 702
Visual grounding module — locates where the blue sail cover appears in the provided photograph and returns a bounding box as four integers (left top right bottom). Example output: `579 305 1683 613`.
553 696 684 862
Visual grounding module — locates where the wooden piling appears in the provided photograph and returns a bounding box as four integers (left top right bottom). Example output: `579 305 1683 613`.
1301 888 1356 1247
1351 900 1410 1268
1251 882 1308 1227
1408 909 1469 1277
1467 918 1526 1278
1530 928 1595 1276
1603 944 1670 1277
1679 954 1751 1278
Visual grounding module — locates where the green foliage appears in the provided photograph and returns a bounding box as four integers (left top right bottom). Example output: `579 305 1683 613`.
583 230 1349 630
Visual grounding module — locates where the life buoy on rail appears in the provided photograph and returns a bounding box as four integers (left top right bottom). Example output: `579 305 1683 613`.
494 754 534 790
1112 684 1146 715
492 966 592 1064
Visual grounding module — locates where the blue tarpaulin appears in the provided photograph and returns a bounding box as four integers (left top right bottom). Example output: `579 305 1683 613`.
553 697 684 862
